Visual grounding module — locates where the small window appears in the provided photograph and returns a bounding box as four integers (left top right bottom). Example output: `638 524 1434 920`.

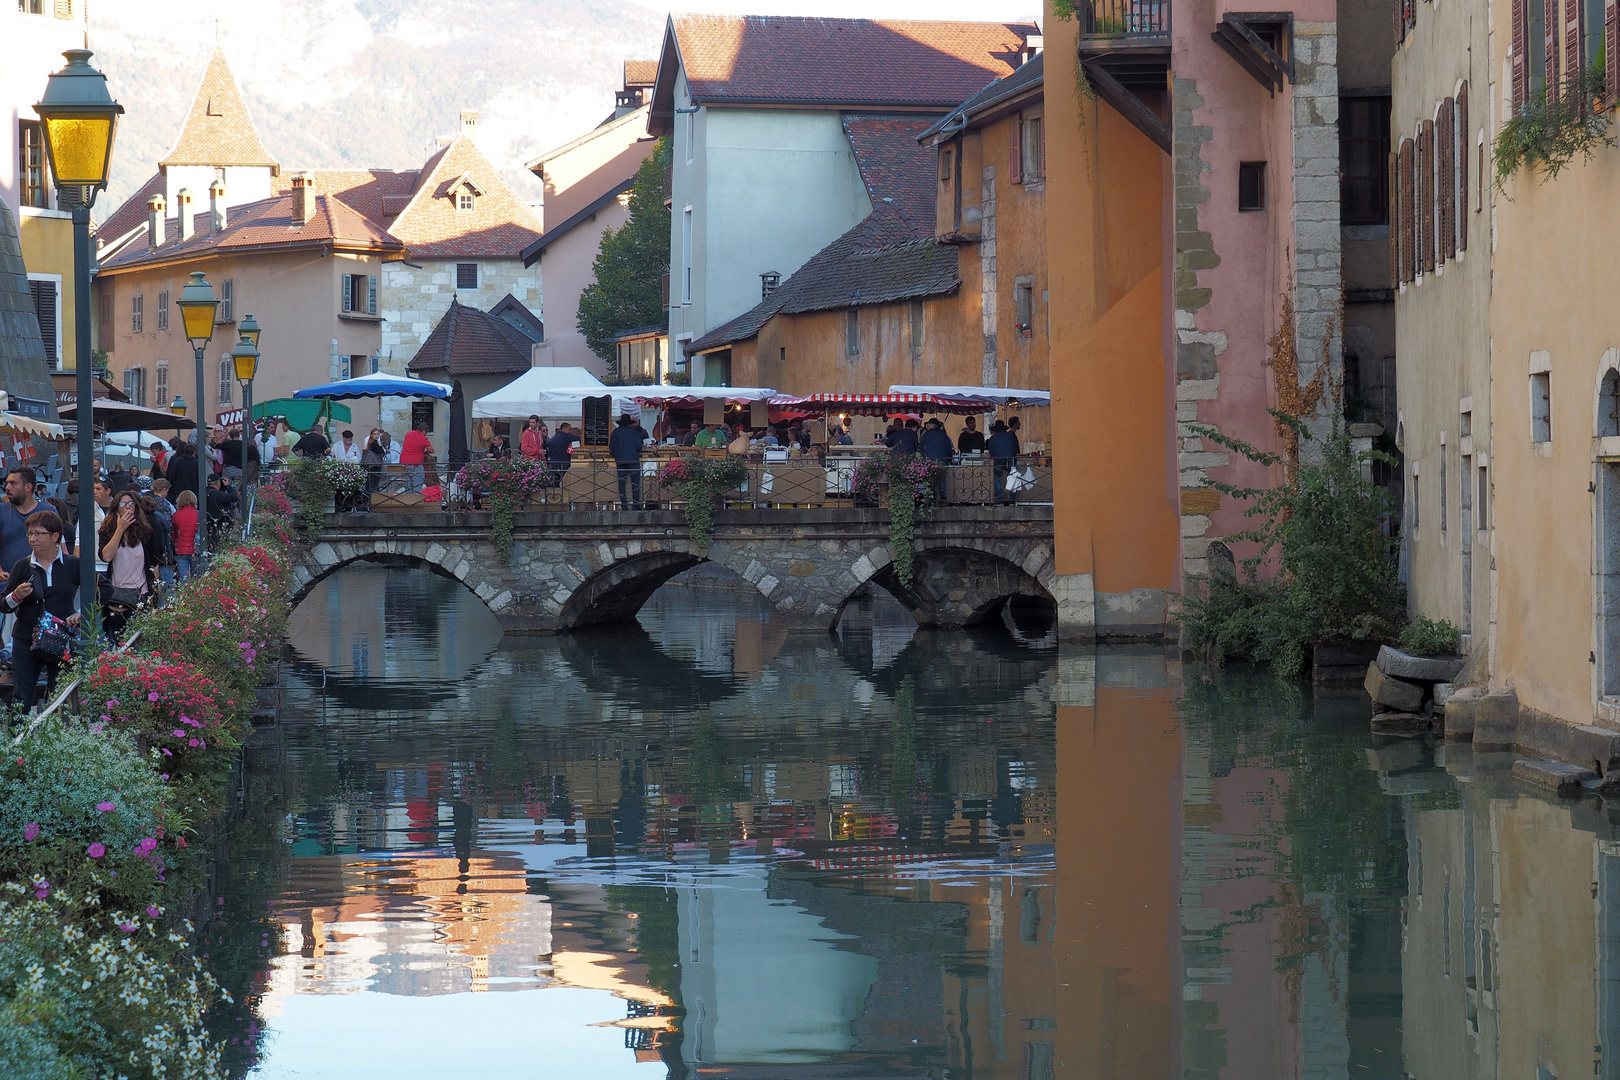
684 109 694 164
1340 97 1391 225
1238 162 1266 212
19 0 42 15
220 278 233 322
1601 370 1620 437
155 361 168 405
910 300 924 356
1440 438 1448 535
123 366 146 407
455 263 478 290
156 289 169 331
1477 464 1488 530
1411 467 1421 533
456 191 475 212
1459 409 1472 438
131 293 143 334
99 288 111 328
27 278 57 363
1014 281 1034 336
340 355 353 380
341 273 376 314
845 309 859 357
1531 371 1552 443
218 358 233 406
940 146 954 183
369 355 380 375
18 121 45 209
1020 117 1044 182
55 0 72 16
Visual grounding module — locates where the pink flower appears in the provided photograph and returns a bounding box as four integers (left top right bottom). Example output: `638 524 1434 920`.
147 691 160 702
95 801 115 812
23 822 39 841
172 730 185 738
176 837 187 848
188 739 200 748
86 842 105 858
146 905 160 917
33 881 49 900
119 922 137 933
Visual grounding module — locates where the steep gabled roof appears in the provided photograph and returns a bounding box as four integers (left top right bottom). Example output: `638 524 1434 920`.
97 191 403 275
520 175 635 267
386 135 542 261
686 201 958 354
623 60 658 88
919 52 1045 144
272 169 421 231
651 15 1035 132
843 114 938 229
94 171 164 246
159 49 280 171
408 298 537 376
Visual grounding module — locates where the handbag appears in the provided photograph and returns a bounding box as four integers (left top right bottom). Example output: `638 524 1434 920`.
31 610 72 662
101 584 144 610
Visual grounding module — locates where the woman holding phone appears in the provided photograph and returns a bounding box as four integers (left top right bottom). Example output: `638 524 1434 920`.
4 510 81 709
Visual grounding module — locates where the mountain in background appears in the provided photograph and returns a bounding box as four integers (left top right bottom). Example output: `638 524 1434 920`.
88 0 664 218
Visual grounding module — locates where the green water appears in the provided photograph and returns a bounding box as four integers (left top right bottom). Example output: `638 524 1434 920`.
202 565 1618 1080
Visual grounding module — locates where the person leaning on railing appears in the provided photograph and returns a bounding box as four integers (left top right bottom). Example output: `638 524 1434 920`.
987 420 1019 505
4 510 81 711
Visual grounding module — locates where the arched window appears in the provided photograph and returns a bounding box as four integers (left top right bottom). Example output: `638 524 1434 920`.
1602 369 1620 437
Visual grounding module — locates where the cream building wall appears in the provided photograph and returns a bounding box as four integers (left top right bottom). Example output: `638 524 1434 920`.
1392 0 1494 657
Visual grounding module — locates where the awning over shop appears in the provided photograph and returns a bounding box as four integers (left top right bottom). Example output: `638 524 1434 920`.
768 393 997 417
58 400 197 433
887 384 1050 406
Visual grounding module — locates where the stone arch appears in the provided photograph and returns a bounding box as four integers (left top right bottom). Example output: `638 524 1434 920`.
1595 348 1620 437
290 537 517 616
861 538 1057 630
555 548 705 631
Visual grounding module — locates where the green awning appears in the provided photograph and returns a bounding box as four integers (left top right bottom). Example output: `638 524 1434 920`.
251 397 351 430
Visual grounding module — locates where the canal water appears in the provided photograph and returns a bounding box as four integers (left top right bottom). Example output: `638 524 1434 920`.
206 564 1620 1079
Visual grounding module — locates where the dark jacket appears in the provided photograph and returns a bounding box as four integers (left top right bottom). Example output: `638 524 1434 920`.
207 484 240 523
6 553 80 644
957 429 986 453
918 427 954 462
986 431 1019 463
886 427 919 455
608 424 644 466
165 453 200 497
546 431 579 466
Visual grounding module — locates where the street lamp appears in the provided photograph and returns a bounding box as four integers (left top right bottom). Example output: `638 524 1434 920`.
175 271 218 561
170 395 186 416
231 330 260 526
34 47 123 634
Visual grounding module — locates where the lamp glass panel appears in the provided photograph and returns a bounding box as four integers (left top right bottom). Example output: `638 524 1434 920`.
178 302 216 342
40 115 112 185
233 351 258 382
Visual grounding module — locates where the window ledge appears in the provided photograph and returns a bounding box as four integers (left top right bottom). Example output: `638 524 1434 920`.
340 313 383 323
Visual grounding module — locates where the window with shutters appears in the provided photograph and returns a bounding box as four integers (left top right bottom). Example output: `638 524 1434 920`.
340 355 352 380
1399 138 1415 283
1238 162 1266 211
55 0 71 15
18 121 46 209
156 289 169 331
132 293 143 334
1420 120 1435 274
1341 97 1391 225
455 263 478 290
340 273 378 315
26 277 59 365
220 278 233 322
218 358 233 406
1020 116 1044 182
910 300 924 357
123 366 146 407
940 146 954 182
845 309 860 357
155 361 168 406
369 355 381 375
1531 371 1553 442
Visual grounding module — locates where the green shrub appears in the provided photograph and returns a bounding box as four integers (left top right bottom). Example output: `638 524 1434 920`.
1399 614 1461 656
0 719 177 911
1181 417 1404 675
0 883 225 1079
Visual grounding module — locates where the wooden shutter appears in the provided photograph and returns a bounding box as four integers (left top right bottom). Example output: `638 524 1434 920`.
1389 150 1399 282
1441 98 1456 263
1037 117 1045 179
1009 116 1022 185
1514 0 1528 109
1419 121 1434 274
1399 138 1414 283
1547 0 1562 102
367 275 378 315
1567 0 1583 99
1608 0 1618 101
1458 83 1469 252
28 279 56 361
341 273 353 313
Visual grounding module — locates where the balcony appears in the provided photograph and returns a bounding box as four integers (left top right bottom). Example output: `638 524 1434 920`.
1080 0 1170 47
1077 0 1172 153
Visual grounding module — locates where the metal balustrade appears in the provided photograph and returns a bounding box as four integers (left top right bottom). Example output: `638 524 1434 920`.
1082 0 1170 38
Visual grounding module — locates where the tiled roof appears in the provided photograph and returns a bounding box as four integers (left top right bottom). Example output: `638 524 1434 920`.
408 298 538 376
624 60 658 87
662 16 1033 110
919 52 1044 143
843 114 938 230
386 136 543 260
95 171 163 244
271 169 421 231
159 49 281 170
686 201 958 353
98 191 402 274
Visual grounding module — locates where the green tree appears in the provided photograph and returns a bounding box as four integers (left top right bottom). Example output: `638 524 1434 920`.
576 137 671 372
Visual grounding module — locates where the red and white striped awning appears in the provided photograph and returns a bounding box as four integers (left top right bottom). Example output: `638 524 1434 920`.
768 392 994 417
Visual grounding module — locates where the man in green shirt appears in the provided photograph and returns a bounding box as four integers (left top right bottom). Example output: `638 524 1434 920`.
694 423 724 449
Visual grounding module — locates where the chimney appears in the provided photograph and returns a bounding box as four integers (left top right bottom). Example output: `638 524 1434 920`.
1021 35 1043 65
290 172 313 226
460 110 478 141
176 188 195 241
208 178 226 233
147 193 166 248
760 271 781 299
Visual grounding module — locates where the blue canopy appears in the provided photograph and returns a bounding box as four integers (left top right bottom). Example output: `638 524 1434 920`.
292 372 453 400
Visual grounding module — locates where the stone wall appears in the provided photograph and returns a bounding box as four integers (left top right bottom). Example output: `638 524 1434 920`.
1291 22 1345 453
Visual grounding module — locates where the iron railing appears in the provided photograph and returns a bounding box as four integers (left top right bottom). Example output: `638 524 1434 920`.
1082 0 1170 37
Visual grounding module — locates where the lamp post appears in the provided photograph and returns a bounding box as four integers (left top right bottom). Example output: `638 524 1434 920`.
175 272 218 562
231 329 260 528
34 48 123 633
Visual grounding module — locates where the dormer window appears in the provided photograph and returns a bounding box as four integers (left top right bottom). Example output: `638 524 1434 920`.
457 191 475 212
448 174 483 213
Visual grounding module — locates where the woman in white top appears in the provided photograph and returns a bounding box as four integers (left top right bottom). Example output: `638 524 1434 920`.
97 491 155 639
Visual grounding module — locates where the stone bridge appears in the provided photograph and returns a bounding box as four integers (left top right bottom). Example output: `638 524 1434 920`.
292 506 1057 634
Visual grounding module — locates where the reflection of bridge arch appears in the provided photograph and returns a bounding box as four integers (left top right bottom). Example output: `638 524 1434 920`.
295 508 1057 634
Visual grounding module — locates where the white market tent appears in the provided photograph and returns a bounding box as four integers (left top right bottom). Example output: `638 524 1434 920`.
471 367 608 426
887 384 1050 406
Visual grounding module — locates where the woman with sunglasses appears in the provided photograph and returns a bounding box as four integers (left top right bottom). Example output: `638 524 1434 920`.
3 511 81 709
97 491 157 640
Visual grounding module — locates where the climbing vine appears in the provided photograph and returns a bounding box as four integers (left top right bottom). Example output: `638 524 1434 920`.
1495 63 1614 190
852 455 945 589
658 456 746 551
456 457 552 564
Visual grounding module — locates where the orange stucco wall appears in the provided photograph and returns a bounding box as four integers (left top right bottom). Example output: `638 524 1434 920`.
1044 13 1178 595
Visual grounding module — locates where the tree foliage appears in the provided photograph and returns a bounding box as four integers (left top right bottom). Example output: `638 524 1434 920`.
577 138 672 369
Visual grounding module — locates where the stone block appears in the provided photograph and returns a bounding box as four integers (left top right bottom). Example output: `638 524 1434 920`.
1376 645 1465 683
1511 758 1595 797
1432 683 1456 707
1371 711 1433 733
1473 690 1520 748
1364 664 1426 712
1314 637 1381 668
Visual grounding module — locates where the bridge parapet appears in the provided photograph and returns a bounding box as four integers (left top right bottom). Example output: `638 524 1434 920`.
295 506 1059 634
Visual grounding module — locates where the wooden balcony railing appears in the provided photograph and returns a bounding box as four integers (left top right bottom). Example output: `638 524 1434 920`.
1082 0 1170 39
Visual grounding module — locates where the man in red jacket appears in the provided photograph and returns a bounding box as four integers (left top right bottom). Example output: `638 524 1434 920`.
519 415 547 460
400 422 432 493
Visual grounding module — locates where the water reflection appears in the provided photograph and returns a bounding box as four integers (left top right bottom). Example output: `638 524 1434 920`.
223 566 1620 1078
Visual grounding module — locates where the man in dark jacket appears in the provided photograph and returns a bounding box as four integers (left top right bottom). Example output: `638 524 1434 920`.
918 418 953 462
886 419 920 456
956 415 986 454
608 414 646 509
164 442 201 518
205 475 239 545
986 420 1020 505
546 423 580 482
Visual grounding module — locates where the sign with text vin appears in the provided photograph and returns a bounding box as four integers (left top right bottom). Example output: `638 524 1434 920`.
581 395 611 446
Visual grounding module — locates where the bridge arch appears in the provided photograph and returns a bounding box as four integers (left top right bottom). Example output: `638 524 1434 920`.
865 539 1057 629
291 538 520 615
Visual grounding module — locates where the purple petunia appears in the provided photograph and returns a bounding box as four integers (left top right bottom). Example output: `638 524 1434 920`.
95 802 114 813
172 730 185 738
119 922 136 933
23 822 39 841
147 692 160 702
86 842 105 858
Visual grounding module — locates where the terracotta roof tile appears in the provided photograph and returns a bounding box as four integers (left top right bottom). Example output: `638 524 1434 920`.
386 136 543 260
159 49 280 170
408 298 538 376
687 201 957 353
271 169 421 231
843 114 939 229
624 60 658 88
95 171 164 243
98 191 402 273
669 16 1033 107
919 52 1044 143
